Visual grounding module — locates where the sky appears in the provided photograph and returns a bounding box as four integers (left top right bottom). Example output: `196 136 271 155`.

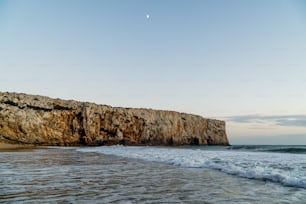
1 0 306 144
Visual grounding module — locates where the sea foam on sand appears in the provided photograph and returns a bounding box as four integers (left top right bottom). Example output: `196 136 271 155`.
78 146 306 188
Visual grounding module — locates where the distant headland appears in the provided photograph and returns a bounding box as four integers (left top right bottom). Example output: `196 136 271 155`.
0 92 229 146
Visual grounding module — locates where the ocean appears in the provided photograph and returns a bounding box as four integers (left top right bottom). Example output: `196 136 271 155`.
1 145 306 203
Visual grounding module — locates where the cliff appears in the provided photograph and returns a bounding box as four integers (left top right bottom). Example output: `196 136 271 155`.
0 92 229 146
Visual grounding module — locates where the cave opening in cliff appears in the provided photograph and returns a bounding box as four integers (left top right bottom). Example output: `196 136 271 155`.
190 138 199 145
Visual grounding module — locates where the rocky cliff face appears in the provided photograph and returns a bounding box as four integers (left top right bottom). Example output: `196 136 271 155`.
0 92 229 146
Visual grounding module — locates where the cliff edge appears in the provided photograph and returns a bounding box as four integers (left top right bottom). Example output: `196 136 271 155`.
0 92 229 146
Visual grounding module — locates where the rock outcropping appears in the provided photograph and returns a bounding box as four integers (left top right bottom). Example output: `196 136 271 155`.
0 92 229 146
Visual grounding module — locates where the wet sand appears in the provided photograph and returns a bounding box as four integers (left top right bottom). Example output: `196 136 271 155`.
0 142 36 152
1 147 305 203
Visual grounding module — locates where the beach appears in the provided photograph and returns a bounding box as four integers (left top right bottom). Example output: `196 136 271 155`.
0 142 36 151
1 146 306 203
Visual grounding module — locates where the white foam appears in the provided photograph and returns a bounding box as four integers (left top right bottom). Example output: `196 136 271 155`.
77 146 306 188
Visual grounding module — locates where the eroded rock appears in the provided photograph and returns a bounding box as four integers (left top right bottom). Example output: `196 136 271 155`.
0 92 229 146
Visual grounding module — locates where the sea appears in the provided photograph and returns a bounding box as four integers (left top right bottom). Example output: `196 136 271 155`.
1 145 306 203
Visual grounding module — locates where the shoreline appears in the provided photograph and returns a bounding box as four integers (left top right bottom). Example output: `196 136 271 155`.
0 142 36 152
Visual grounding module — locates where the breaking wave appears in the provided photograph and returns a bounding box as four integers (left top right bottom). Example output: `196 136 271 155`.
227 145 306 154
78 146 306 189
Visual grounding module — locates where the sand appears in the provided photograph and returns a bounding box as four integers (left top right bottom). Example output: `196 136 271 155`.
0 142 36 151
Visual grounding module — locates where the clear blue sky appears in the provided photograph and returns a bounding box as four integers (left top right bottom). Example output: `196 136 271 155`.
1 0 306 144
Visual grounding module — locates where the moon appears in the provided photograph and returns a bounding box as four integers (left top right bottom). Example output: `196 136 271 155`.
146 14 150 19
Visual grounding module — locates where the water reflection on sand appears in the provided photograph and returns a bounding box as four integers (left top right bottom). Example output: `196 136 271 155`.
1 147 305 203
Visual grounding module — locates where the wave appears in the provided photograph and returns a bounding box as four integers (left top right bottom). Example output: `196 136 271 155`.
77 146 306 189
267 147 306 154
227 145 306 154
